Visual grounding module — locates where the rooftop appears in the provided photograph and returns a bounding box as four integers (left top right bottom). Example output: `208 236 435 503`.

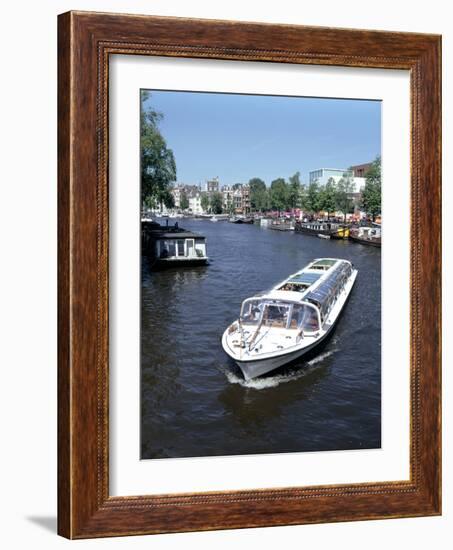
151 231 205 239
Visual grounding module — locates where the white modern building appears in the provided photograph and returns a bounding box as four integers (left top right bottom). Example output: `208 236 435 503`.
352 177 366 191
309 168 354 186
309 166 368 191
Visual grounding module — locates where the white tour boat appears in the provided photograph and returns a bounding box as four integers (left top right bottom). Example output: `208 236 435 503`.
222 258 358 379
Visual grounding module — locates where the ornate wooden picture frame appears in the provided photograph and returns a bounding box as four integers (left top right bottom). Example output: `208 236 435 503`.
58 11 441 539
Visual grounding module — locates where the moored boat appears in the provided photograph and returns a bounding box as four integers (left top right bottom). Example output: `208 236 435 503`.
295 221 349 238
142 220 209 268
295 221 331 236
222 258 357 379
229 216 254 224
269 220 295 231
349 226 381 247
330 226 350 239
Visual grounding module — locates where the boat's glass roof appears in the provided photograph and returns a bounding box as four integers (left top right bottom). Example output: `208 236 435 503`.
288 272 322 285
312 259 337 267
305 262 351 308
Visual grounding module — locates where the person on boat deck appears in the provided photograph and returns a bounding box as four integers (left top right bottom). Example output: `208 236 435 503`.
251 305 261 319
242 304 261 323
281 283 296 292
248 305 261 323
160 246 169 258
266 305 289 326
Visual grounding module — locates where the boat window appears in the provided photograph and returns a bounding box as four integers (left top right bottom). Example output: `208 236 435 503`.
186 239 195 256
159 240 176 258
287 272 322 286
304 308 320 332
194 238 206 258
278 282 308 292
240 299 263 325
289 304 304 328
262 304 290 328
311 259 336 271
290 304 320 332
158 242 167 258
305 260 352 314
177 240 185 256
166 240 176 257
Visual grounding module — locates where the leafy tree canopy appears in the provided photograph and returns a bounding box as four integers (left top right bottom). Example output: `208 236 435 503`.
200 192 210 213
335 173 356 221
270 178 288 211
361 156 381 220
306 181 321 213
288 171 302 209
141 91 177 209
319 177 337 216
210 192 224 214
248 177 268 211
179 191 189 211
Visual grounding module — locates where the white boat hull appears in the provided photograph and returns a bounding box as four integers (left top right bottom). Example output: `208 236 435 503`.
234 337 324 380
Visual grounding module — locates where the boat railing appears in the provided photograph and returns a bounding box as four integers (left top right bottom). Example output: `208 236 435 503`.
247 315 269 351
296 328 304 343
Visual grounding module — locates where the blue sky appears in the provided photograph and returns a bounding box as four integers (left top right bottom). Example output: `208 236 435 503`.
142 90 381 187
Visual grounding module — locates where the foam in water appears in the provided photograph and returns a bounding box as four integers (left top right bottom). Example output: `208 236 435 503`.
222 348 337 390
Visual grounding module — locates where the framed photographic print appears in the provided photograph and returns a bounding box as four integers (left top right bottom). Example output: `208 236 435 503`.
58 11 441 538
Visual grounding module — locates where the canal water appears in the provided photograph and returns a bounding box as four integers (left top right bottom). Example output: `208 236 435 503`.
141 220 381 459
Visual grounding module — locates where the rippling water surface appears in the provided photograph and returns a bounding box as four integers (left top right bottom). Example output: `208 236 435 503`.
141 220 381 459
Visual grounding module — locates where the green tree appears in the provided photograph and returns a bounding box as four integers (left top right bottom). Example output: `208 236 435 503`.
141 91 177 210
179 191 189 211
270 178 289 212
200 192 210 213
288 172 302 209
361 156 381 220
210 192 224 214
306 181 321 214
335 173 356 221
248 177 268 211
298 183 308 211
319 177 337 218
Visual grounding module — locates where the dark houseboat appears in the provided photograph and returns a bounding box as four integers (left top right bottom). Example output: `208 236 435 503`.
142 220 209 268
295 221 349 239
229 216 254 224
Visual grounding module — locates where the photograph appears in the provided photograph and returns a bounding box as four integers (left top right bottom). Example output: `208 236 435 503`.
140 89 382 460
0 0 445 543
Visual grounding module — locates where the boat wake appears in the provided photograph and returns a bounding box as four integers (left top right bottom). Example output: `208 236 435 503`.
222 348 338 390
